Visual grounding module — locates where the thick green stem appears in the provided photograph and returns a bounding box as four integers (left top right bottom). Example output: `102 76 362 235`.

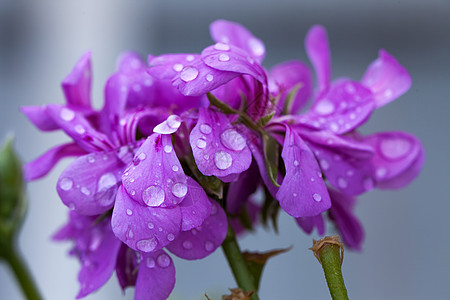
3 245 43 300
221 222 259 300
312 237 349 300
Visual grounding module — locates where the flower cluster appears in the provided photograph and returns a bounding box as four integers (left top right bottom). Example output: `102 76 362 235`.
23 20 424 299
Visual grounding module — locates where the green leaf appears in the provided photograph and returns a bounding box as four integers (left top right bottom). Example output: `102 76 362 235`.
257 111 275 128
243 247 292 291
260 188 281 233
282 83 303 115
207 93 238 114
262 134 280 187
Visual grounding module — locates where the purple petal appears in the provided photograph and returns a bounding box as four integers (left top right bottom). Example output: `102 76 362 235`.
189 108 252 179
299 80 375 134
76 220 122 298
210 19 266 63
230 200 261 236
328 189 364 251
62 51 92 108
122 134 187 207
179 177 212 231
115 245 138 291
166 199 227 260
24 143 86 181
226 161 259 214
202 44 267 84
135 250 175 300
269 60 312 114
21 105 59 131
276 126 331 217
361 50 412 108
57 149 128 215
112 186 182 253
305 25 331 93
363 131 425 189
148 53 201 80
295 214 325 235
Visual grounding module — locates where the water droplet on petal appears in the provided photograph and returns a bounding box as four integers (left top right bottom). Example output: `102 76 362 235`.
143 186 165 207
204 241 214 252
313 193 322 202
81 187 90 196
206 74 214 82
182 240 193 250
172 165 179 172
186 55 195 62
60 108 75 121
173 63 183 72
320 159 329 170
97 172 116 193
138 153 146 160
315 100 335 115
126 209 133 216
219 54 230 62
200 123 212 134
164 145 173 153
129 178 135 183
346 170 354 177
87 156 95 163
146 257 155 268
337 177 348 189
293 193 297 197
376 167 387 178
214 42 230 51
136 237 158 252
167 233 175 241
60 178 73 191
384 89 393 98
74 125 85 134
172 182 188 198
220 129 246 151
127 229 134 239
167 115 182 129
196 138 207 149
330 122 339 132
248 38 265 56
349 113 356 120
214 151 232 170
148 222 154 229
293 160 299 167
380 138 411 160
180 67 199 82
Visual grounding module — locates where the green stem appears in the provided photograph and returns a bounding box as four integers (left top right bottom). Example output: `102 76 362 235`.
318 244 349 300
221 222 259 300
3 245 43 300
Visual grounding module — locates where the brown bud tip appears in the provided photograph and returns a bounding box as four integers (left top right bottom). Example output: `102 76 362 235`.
310 235 344 265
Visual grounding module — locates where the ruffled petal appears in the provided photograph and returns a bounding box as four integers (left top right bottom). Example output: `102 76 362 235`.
363 131 425 189
210 19 266 63
276 126 331 217
62 51 92 108
24 143 86 181
328 189 364 251
269 60 312 114
57 149 129 215
189 108 252 179
122 134 187 207
361 50 412 108
135 250 175 300
166 199 227 260
305 25 331 94
21 105 59 131
178 177 212 231
295 214 325 235
112 186 182 253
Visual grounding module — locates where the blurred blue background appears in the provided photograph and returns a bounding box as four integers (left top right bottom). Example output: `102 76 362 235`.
0 0 449 299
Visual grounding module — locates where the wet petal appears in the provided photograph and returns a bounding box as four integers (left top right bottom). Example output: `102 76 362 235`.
24 143 86 181
299 80 375 134
135 250 175 300
295 214 325 235
112 186 182 253
115 245 138 291
21 105 59 131
62 51 92 108
361 50 411 108
276 126 331 217
57 149 129 215
122 134 187 207
189 108 252 179
328 189 364 251
269 60 312 114
153 115 182 135
166 199 227 260
305 25 331 93
210 19 266 63
364 131 425 189
148 53 201 80
178 177 212 231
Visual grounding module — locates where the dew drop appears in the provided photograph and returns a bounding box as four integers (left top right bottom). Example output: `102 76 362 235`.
74 125 85 134
87 156 95 163
127 229 134 239
131 190 136 196
97 172 116 193
220 129 246 151
293 193 297 197
384 89 393 98
349 113 356 120
196 138 207 149
206 74 214 82
182 240 193 250
172 182 188 198
167 233 175 241
315 100 335 115
219 54 230 62
310 177 315 182
200 123 212 134
158 227 163 232
60 178 73 191
320 159 330 170
337 177 348 189
204 241 214 252
126 209 133 216
204 154 209 160
136 237 158 253
143 186 165 207
164 145 173 153
148 222 154 229
312 193 322 202
380 138 411 160
346 170 354 177
180 67 199 82
330 122 339 132
81 187 91 196
167 115 182 129
146 257 156 268
293 160 299 167
138 153 146 160
172 165 179 172
214 151 232 170
173 63 183 72
214 42 230 51
186 55 195 62
376 167 387 178
129 178 135 183
60 108 75 121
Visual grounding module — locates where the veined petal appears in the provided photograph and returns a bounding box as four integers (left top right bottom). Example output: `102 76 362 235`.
178 177 212 231
295 214 325 235
189 108 252 179
62 51 92 108
112 186 182 253
361 50 412 108
305 25 331 94
135 250 175 300
167 199 227 260
57 149 129 215
24 143 86 181
122 134 187 207
210 19 266 63
363 131 425 189
276 126 331 217
21 105 59 131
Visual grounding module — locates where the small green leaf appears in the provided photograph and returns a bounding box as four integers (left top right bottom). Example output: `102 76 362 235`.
207 93 238 114
257 111 275 128
282 83 303 115
262 134 280 187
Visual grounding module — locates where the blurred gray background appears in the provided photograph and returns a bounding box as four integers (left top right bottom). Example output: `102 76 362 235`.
0 0 449 299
